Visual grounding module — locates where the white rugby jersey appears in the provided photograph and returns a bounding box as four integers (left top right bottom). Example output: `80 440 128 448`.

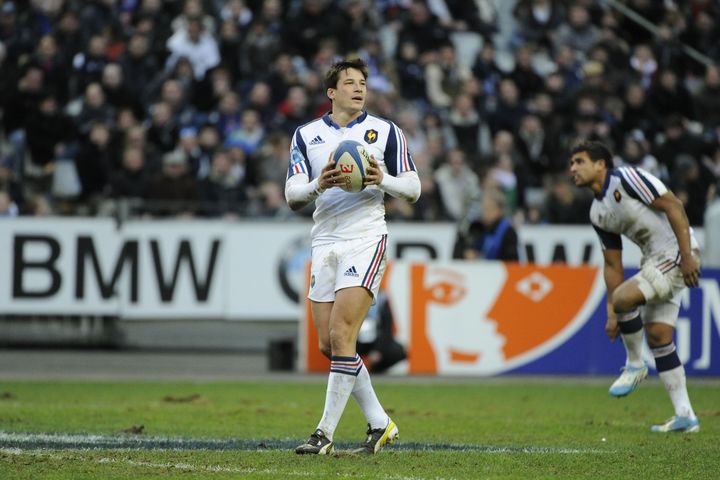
287 111 416 246
590 166 699 266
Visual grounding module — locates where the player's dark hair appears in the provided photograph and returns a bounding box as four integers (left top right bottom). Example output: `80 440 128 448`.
570 140 614 169
324 58 369 90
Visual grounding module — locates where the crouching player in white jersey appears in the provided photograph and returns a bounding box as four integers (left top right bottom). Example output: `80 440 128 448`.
570 140 701 433
285 59 421 453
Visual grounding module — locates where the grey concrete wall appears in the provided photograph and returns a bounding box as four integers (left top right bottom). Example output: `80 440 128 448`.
0 317 297 352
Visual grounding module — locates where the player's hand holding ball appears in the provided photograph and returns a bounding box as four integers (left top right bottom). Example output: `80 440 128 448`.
318 157 341 191
326 140 373 192
320 140 383 192
364 155 383 187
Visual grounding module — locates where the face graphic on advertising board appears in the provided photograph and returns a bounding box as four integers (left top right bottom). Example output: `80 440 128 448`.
390 263 601 375
415 264 506 374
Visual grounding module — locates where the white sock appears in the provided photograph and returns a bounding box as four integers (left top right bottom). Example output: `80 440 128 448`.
317 356 361 440
653 343 696 419
352 359 389 429
621 331 645 367
658 366 696 419
617 310 644 368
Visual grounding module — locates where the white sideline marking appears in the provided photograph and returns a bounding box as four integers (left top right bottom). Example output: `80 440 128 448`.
1 432 135 444
0 431 610 455
96 457 314 476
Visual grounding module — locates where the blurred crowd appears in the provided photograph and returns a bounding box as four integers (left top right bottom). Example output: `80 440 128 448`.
0 0 719 226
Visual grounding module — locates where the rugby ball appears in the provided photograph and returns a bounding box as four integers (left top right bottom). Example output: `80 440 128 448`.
332 140 371 192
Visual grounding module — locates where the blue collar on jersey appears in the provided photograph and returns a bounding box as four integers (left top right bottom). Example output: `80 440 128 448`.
598 168 615 199
322 111 368 129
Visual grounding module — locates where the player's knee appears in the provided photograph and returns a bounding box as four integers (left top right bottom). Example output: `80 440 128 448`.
328 322 355 351
612 281 646 313
645 324 673 347
646 332 663 347
329 313 355 333
612 292 635 313
328 324 350 343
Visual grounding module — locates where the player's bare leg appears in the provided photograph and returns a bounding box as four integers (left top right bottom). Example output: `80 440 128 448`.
608 280 648 397
330 288 397 454
300 288 395 454
313 294 390 428
317 288 369 443
294 303 336 453
297 288 374 454
312 301 333 359
328 287 372 356
612 279 646 312
646 322 699 432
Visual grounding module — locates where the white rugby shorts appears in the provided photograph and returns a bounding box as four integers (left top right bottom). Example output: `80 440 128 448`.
634 250 700 326
308 234 387 303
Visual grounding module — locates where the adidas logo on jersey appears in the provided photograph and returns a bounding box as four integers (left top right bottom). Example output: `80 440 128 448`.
309 135 325 145
344 266 359 277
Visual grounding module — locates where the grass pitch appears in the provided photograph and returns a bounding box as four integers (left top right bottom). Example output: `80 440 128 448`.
0 378 718 479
